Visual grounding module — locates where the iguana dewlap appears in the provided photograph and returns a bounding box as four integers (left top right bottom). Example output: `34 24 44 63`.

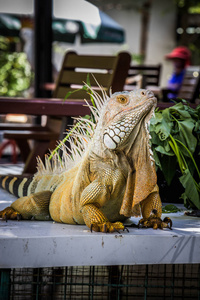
0 89 164 232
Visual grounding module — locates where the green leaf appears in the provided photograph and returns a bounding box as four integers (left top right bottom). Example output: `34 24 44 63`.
159 155 177 185
152 148 161 170
86 73 91 87
150 112 172 141
162 204 181 213
175 119 197 154
154 145 174 156
82 85 88 91
64 89 81 100
179 169 200 209
169 102 191 119
194 120 200 134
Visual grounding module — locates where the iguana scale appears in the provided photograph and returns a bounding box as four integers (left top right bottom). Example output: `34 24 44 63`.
0 88 169 232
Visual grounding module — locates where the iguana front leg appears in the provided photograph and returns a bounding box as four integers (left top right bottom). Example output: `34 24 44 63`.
139 185 172 229
140 185 162 220
80 180 125 233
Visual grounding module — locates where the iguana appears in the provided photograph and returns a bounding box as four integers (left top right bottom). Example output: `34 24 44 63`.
0 88 171 232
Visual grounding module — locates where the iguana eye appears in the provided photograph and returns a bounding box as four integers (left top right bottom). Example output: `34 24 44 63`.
117 95 129 105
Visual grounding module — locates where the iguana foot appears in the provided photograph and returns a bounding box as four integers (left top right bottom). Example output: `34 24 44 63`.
0 207 22 221
138 216 172 230
90 221 128 233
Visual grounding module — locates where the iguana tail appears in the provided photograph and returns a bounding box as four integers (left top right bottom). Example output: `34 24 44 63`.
0 157 66 198
0 175 33 198
0 174 53 221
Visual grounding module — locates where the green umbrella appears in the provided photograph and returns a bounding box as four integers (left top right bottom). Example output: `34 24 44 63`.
0 14 21 37
0 11 125 44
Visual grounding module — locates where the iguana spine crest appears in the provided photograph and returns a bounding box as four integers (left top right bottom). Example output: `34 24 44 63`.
37 86 109 176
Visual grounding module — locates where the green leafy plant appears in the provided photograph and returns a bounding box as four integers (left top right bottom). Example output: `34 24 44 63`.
162 204 181 213
131 53 145 64
150 101 200 210
0 36 33 96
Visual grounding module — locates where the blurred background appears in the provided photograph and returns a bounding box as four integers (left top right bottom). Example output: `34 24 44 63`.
0 0 200 98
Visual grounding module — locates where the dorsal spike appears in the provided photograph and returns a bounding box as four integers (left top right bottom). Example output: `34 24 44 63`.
35 85 108 175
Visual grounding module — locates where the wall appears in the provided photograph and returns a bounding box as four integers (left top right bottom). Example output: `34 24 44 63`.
147 0 177 86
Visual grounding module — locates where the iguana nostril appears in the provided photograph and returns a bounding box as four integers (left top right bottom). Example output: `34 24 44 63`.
146 90 154 97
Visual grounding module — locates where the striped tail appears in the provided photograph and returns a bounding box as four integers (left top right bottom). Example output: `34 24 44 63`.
0 175 33 198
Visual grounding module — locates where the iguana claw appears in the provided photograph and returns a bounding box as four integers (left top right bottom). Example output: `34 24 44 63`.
138 215 172 230
17 213 22 221
123 227 129 233
0 207 21 221
90 221 125 233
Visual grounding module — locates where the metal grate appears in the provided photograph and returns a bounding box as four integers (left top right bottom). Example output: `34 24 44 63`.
1 264 200 300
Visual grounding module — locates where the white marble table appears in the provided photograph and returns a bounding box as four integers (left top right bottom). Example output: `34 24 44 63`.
0 188 200 269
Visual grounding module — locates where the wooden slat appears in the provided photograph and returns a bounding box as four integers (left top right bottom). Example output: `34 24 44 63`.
63 53 117 69
127 64 161 87
0 124 46 131
177 66 200 102
60 71 113 87
0 97 90 116
182 78 197 85
129 70 160 75
157 102 197 109
146 78 158 83
4 130 58 140
128 72 159 78
178 92 194 100
55 87 106 100
179 86 196 92
130 64 161 70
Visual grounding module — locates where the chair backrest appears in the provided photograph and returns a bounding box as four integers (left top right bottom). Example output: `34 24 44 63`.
126 64 162 89
53 51 131 100
177 66 200 103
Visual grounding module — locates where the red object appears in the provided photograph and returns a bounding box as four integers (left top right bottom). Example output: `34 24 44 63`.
0 140 17 164
165 46 191 66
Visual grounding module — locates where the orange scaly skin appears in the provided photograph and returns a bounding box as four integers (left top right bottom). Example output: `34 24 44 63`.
0 89 171 232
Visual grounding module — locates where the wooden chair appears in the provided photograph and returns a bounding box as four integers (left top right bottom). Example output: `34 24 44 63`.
53 50 131 99
162 66 200 103
1 51 131 174
176 66 200 103
125 64 162 89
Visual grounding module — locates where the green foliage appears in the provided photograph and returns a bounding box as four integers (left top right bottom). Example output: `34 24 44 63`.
162 204 181 213
0 36 33 96
131 53 145 65
150 101 200 210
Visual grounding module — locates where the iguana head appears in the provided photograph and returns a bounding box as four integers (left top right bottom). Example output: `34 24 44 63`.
90 89 158 216
101 89 157 150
